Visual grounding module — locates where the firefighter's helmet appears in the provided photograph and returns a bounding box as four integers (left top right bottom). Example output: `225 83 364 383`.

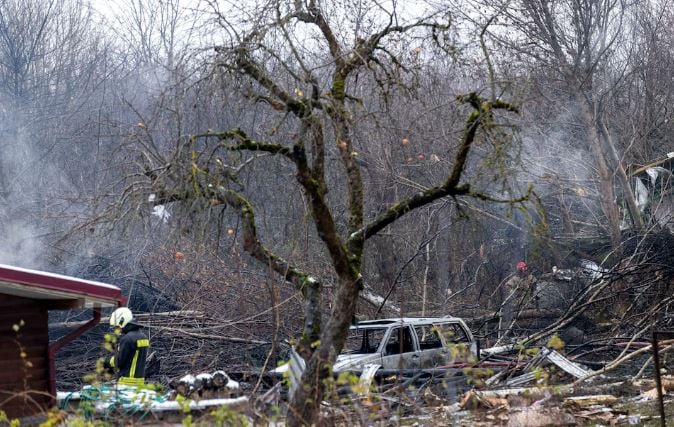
110 307 133 328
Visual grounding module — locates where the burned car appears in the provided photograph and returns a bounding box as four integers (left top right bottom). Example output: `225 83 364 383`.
333 317 478 372
274 316 478 378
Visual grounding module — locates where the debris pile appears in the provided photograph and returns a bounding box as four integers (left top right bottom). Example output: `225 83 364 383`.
483 347 592 388
169 370 242 400
57 370 249 423
302 341 674 425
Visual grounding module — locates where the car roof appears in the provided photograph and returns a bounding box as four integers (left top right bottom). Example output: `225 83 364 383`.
352 316 464 328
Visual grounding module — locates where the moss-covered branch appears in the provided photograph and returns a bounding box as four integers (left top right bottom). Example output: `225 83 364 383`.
470 185 534 203
194 129 295 160
219 45 311 117
210 186 323 351
349 93 521 245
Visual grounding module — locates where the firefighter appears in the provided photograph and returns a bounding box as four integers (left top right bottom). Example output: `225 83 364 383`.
104 307 149 386
501 261 537 335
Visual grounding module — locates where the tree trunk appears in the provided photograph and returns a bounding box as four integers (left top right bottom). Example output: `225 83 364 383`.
576 95 623 251
599 119 645 233
436 206 451 304
298 278 322 360
287 272 360 426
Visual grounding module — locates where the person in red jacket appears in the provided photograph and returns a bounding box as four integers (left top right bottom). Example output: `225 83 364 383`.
104 307 149 386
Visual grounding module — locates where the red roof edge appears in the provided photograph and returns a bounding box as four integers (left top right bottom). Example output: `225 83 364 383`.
0 264 126 305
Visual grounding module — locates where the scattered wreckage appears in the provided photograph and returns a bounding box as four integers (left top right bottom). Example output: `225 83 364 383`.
266 314 673 425
272 315 597 399
57 370 246 422
55 312 674 424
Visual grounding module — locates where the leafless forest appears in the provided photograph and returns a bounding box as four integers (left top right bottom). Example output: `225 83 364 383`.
2 0 674 424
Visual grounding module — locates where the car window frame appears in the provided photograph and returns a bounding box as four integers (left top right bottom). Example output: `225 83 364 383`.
345 326 388 354
383 325 418 355
412 323 444 350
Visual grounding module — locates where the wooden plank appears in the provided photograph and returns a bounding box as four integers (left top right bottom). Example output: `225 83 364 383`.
0 325 48 336
0 311 44 320
0 319 48 333
0 367 49 384
0 294 39 305
0 344 47 356
38 299 82 310
564 395 618 407
0 356 48 370
0 294 52 420
505 372 537 386
0 336 49 346
0 391 51 419
0 379 49 391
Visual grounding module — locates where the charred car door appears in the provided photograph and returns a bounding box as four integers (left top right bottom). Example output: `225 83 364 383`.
414 324 450 367
380 326 420 369
435 322 473 364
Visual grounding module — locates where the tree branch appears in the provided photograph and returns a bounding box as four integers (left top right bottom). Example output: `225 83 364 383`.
194 129 295 160
349 93 520 244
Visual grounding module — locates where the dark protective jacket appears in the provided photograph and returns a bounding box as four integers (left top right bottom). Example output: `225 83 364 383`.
502 273 538 329
108 323 149 386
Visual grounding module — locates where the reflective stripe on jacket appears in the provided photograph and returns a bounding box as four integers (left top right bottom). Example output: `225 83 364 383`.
109 324 149 385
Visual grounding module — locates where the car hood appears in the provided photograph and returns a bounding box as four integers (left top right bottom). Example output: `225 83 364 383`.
270 353 380 374
333 353 381 372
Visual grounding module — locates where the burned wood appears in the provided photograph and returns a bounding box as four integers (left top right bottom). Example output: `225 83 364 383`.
574 339 674 384
169 370 241 400
564 395 618 407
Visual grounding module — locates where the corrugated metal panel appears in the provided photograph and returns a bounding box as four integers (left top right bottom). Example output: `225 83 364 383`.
542 348 592 379
0 294 51 418
288 348 306 397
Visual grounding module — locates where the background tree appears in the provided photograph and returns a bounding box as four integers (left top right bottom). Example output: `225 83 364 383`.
1 0 673 421
472 0 647 250
0 0 113 266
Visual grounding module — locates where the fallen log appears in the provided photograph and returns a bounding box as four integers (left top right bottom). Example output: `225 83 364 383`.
574 340 674 385
564 395 618 407
466 309 565 325
474 385 573 399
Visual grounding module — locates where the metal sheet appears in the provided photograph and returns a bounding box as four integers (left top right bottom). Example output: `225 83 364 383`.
358 364 381 395
543 348 592 379
288 348 306 397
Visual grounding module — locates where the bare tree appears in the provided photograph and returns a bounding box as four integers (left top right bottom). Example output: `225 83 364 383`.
476 0 645 249
110 0 196 70
101 1 531 424
0 0 115 267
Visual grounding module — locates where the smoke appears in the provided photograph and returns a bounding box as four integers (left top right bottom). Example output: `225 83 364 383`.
518 104 595 188
516 101 603 233
0 109 72 269
0 220 46 269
